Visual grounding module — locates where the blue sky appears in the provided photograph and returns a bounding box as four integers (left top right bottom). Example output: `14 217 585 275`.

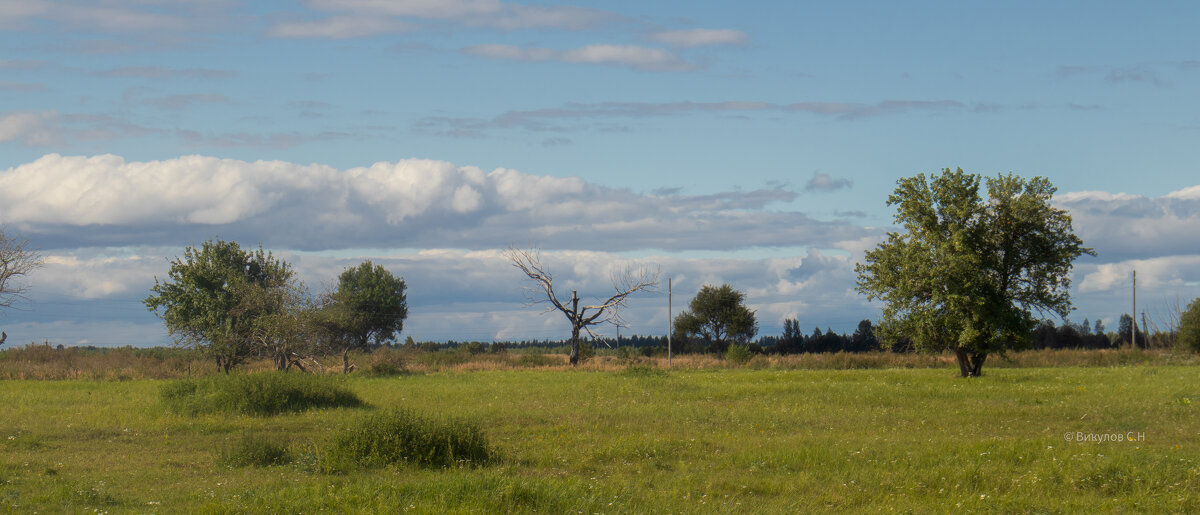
2 1 1198 346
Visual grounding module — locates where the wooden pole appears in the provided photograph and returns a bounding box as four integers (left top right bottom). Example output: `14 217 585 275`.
667 277 672 368
1132 270 1137 347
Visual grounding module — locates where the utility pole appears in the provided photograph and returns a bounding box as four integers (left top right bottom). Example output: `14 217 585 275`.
1132 270 1137 348
667 277 672 368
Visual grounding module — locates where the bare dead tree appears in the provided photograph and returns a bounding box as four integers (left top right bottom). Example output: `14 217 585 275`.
0 229 44 346
505 246 658 365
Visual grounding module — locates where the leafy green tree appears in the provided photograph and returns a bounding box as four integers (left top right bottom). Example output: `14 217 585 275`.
855 168 1093 377
145 239 293 372
673 284 758 354
234 279 314 371
321 260 408 373
1179 298 1200 353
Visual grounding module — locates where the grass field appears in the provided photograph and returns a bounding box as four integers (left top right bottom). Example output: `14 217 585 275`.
1 363 1197 513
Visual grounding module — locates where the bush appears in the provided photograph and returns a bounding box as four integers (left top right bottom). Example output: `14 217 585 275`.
220 435 292 467
161 372 364 416
724 343 752 365
515 354 558 368
576 342 595 363
326 408 492 470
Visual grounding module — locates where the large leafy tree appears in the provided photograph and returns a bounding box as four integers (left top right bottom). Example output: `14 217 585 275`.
855 168 1093 377
321 260 408 373
673 284 758 354
1180 298 1200 353
144 239 293 372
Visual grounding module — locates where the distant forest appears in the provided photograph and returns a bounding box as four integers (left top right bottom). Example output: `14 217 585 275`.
431 314 1165 355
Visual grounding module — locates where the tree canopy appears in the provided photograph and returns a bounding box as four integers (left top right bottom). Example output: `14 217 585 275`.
673 284 757 354
144 239 294 372
855 168 1093 377
1180 298 1200 353
319 260 408 373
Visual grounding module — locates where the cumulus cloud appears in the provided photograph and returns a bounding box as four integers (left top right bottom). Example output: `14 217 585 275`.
1056 187 1200 262
0 154 875 252
648 28 747 48
465 44 693 72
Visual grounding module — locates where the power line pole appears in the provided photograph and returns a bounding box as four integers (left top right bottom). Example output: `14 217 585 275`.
667 278 673 367
1132 270 1137 348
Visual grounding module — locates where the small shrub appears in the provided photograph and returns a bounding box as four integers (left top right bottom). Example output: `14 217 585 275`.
326 408 492 470
515 354 558 368
220 435 292 467
576 342 595 363
364 353 408 377
161 372 364 416
725 344 752 365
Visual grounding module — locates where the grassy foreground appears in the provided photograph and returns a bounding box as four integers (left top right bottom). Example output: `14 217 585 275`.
0 366 1196 513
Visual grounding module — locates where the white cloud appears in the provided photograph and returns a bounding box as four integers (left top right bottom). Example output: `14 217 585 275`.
1 154 872 252
805 172 853 192
281 0 617 35
465 44 692 71
649 28 747 48
0 111 60 145
1077 256 1200 294
1055 185 1200 262
268 15 412 39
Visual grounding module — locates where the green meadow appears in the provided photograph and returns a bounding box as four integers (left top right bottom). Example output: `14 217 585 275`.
1 364 1197 513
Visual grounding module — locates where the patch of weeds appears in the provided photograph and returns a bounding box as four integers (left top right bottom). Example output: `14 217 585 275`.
324 408 492 471
56 480 123 509
516 354 558 368
620 364 667 378
161 372 364 416
219 435 293 467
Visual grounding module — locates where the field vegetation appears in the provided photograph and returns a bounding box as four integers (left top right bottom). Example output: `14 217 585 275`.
0 347 1197 512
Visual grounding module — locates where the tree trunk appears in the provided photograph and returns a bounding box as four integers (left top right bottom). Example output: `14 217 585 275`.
342 348 351 374
954 348 987 377
568 325 581 366
969 352 987 377
954 348 971 377
568 291 580 366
